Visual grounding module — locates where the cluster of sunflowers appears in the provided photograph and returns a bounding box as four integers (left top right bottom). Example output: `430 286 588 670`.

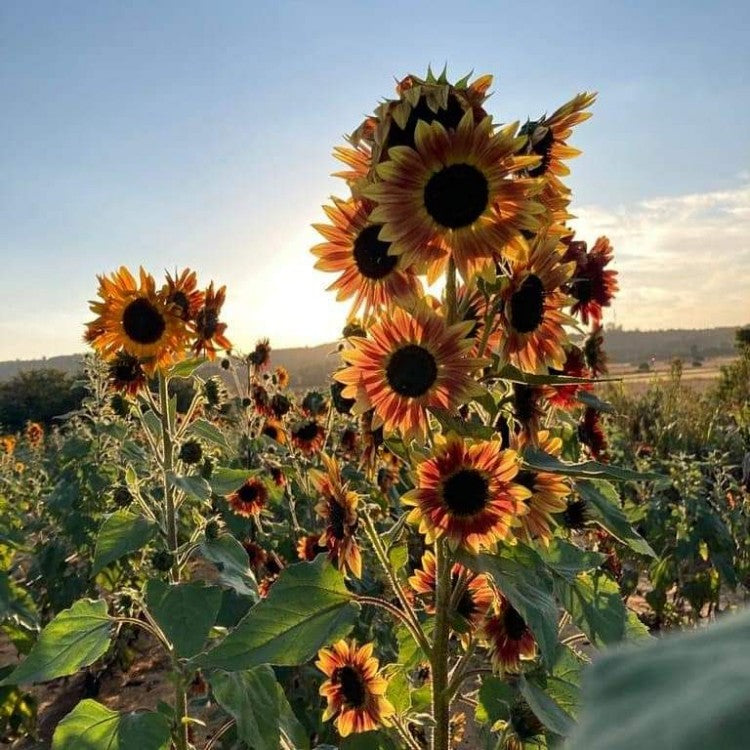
85 266 232 391
307 69 619 741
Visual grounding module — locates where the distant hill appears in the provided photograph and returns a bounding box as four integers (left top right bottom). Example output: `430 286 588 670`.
0 326 743 387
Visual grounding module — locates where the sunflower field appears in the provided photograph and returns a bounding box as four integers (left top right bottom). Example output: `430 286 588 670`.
1 69 749 750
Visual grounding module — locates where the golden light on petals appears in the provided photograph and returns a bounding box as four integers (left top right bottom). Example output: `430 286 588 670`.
336 306 486 442
316 640 394 737
403 434 531 553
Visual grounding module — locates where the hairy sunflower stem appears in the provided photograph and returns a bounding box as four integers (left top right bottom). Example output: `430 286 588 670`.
431 538 453 750
391 716 422 750
447 638 479 697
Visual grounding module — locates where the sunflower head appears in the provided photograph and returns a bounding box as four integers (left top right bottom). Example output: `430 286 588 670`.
193 282 231 359
481 596 537 673
227 477 268 518
297 533 328 562
250 338 272 369
274 365 290 389
163 268 204 321
316 640 394 737
25 421 44 447
291 418 326 456
107 350 148 395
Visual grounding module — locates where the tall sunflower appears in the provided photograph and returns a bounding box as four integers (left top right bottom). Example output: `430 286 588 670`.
311 453 362 578
365 112 542 283
316 640 394 737
87 266 187 373
496 234 575 373
403 434 530 552
335 306 485 441
312 197 423 320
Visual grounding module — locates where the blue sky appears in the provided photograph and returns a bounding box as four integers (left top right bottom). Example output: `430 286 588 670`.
1 0 749 359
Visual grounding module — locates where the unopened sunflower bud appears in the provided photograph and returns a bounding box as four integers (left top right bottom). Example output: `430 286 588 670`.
178 439 203 465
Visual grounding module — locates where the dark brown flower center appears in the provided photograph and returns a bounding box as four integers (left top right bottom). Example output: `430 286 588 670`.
424 163 489 229
294 420 320 442
456 590 477 620
515 470 537 492
109 352 143 382
196 308 219 339
504 605 528 640
510 275 545 333
122 297 166 344
328 499 347 540
237 481 263 504
528 126 555 178
353 225 398 280
386 344 438 398
169 290 190 319
335 665 367 708
262 423 280 440
442 468 490 516
570 276 594 304
384 94 466 154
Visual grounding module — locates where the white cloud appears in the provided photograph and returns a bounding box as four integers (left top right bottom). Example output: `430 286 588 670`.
571 183 750 330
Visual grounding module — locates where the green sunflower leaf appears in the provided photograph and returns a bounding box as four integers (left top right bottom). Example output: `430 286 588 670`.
92 510 157 576
523 448 663 483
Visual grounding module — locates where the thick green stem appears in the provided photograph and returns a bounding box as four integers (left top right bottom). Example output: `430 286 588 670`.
431 539 452 750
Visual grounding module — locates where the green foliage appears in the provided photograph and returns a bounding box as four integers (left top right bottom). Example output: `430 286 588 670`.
92 511 157 575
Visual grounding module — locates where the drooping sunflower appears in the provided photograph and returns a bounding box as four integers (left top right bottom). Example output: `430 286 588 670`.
496 234 575 373
193 282 231 359
87 266 188 372
513 431 571 545
336 306 485 441
107 350 148 395
311 453 362 578
408 550 495 629
291 418 326 455
260 418 287 445
226 477 268 518
312 197 423 320
403 434 531 552
563 236 619 326
481 595 537 673
365 112 542 283
162 268 204 321
316 640 394 738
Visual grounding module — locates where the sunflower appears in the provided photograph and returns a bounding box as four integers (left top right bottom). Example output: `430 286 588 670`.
274 365 290 389
226 477 268 518
481 596 537 673
193 282 231 359
291 418 326 455
544 345 591 410
584 324 609 376
312 197 424 320
250 338 272 369
107 350 147 395
87 266 187 372
25 421 44 448
163 268 204 321
496 234 575 373
260 418 287 445
403 434 530 552
563 236 619 326
336 306 485 441
316 640 394 737
408 550 495 629
578 407 607 460
514 431 571 545
365 112 542 283
297 533 329 562
521 92 597 181
270 393 292 419
311 453 362 578
1 435 16 456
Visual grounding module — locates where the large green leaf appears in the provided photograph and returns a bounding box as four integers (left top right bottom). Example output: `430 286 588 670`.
187 417 231 451
537 539 605 583
211 666 308 750
168 472 212 502
575 480 656 558
475 675 515 725
52 699 170 750
210 467 262 496
523 448 662 482
2 600 112 685
460 546 559 667
91 511 157 575
199 533 258 597
519 675 575 737
568 607 750 750
144 580 222 658
197 557 358 670
553 571 626 647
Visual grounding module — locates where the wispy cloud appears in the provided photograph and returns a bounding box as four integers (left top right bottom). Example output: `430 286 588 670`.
571 183 750 330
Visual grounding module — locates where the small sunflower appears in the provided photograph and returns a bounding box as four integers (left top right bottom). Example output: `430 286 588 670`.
496 234 574 373
270 393 292 419
481 596 537 673
336 305 485 441
226 477 268 518
25 421 44 448
563 236 619 326
250 338 272 369
584 324 609 376
1 435 16 455
311 453 362 578
544 345 591 410
107 350 147 395
403 434 530 553
578 407 608 460
87 266 187 372
408 550 495 629
274 365 290 389
163 268 204 321
291 418 326 455
365 112 542 283
193 282 231 359
514 431 571 545
312 197 423 320
316 640 394 737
